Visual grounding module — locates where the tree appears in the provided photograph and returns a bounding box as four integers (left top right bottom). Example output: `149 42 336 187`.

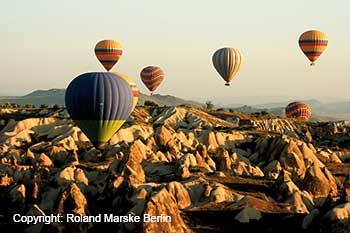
205 101 214 110
40 104 49 109
260 111 270 116
144 100 159 107
217 108 228 112
52 104 61 110
2 103 8 108
23 104 35 109
10 103 20 108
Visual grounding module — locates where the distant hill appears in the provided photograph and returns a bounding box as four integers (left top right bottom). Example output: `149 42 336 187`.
23 89 65 98
138 93 204 108
0 89 65 106
0 89 204 108
1 89 347 121
250 99 350 120
231 104 340 122
251 99 323 109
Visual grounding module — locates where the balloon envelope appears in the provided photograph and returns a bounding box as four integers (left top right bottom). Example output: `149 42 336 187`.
65 72 133 147
299 30 328 65
212 48 243 86
285 102 311 121
140 66 164 95
95 40 123 71
112 72 139 112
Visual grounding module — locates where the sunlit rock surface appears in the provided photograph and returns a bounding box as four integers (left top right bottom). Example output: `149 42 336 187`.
0 106 349 233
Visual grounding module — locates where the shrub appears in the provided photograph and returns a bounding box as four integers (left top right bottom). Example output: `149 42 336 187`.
23 104 35 109
40 104 49 109
205 101 214 110
52 104 62 110
144 100 159 107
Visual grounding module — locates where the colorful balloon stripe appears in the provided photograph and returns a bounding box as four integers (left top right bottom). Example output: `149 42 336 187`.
112 72 139 112
285 102 311 121
299 30 328 65
140 66 164 94
212 48 243 86
95 40 123 71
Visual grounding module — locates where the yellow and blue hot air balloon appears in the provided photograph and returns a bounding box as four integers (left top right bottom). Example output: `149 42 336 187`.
112 72 139 112
140 66 164 95
65 72 133 148
95 40 123 71
299 30 328 66
212 48 243 86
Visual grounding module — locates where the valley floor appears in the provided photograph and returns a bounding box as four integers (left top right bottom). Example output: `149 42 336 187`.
0 106 350 233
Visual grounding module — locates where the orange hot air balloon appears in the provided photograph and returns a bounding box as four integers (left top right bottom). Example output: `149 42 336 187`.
95 40 123 71
298 30 328 66
140 66 164 95
285 102 311 121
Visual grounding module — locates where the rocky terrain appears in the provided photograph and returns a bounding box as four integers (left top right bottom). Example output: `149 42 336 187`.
0 106 350 233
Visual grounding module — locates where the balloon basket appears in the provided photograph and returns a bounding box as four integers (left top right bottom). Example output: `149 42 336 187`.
225 83 230 86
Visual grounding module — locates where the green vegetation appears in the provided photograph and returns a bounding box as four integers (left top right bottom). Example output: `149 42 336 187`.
205 101 214 110
252 111 270 117
40 104 49 109
23 104 35 109
0 103 20 108
144 100 159 107
217 107 229 112
52 104 62 110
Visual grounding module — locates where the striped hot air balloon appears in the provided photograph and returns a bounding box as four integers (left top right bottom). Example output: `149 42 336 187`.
212 48 243 86
65 72 133 148
299 30 328 66
285 102 311 121
112 72 139 111
95 40 123 71
140 66 164 95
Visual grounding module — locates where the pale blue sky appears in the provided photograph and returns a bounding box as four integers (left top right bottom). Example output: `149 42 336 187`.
1 0 350 103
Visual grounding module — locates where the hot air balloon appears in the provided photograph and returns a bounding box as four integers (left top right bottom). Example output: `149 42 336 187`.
140 66 164 95
65 72 133 148
212 48 243 86
95 40 123 71
112 72 139 111
299 30 328 66
285 102 311 121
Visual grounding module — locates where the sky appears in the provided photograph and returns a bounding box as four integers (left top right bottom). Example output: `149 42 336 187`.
1 0 350 104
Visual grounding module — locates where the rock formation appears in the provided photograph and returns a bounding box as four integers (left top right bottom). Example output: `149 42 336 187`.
0 106 349 232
